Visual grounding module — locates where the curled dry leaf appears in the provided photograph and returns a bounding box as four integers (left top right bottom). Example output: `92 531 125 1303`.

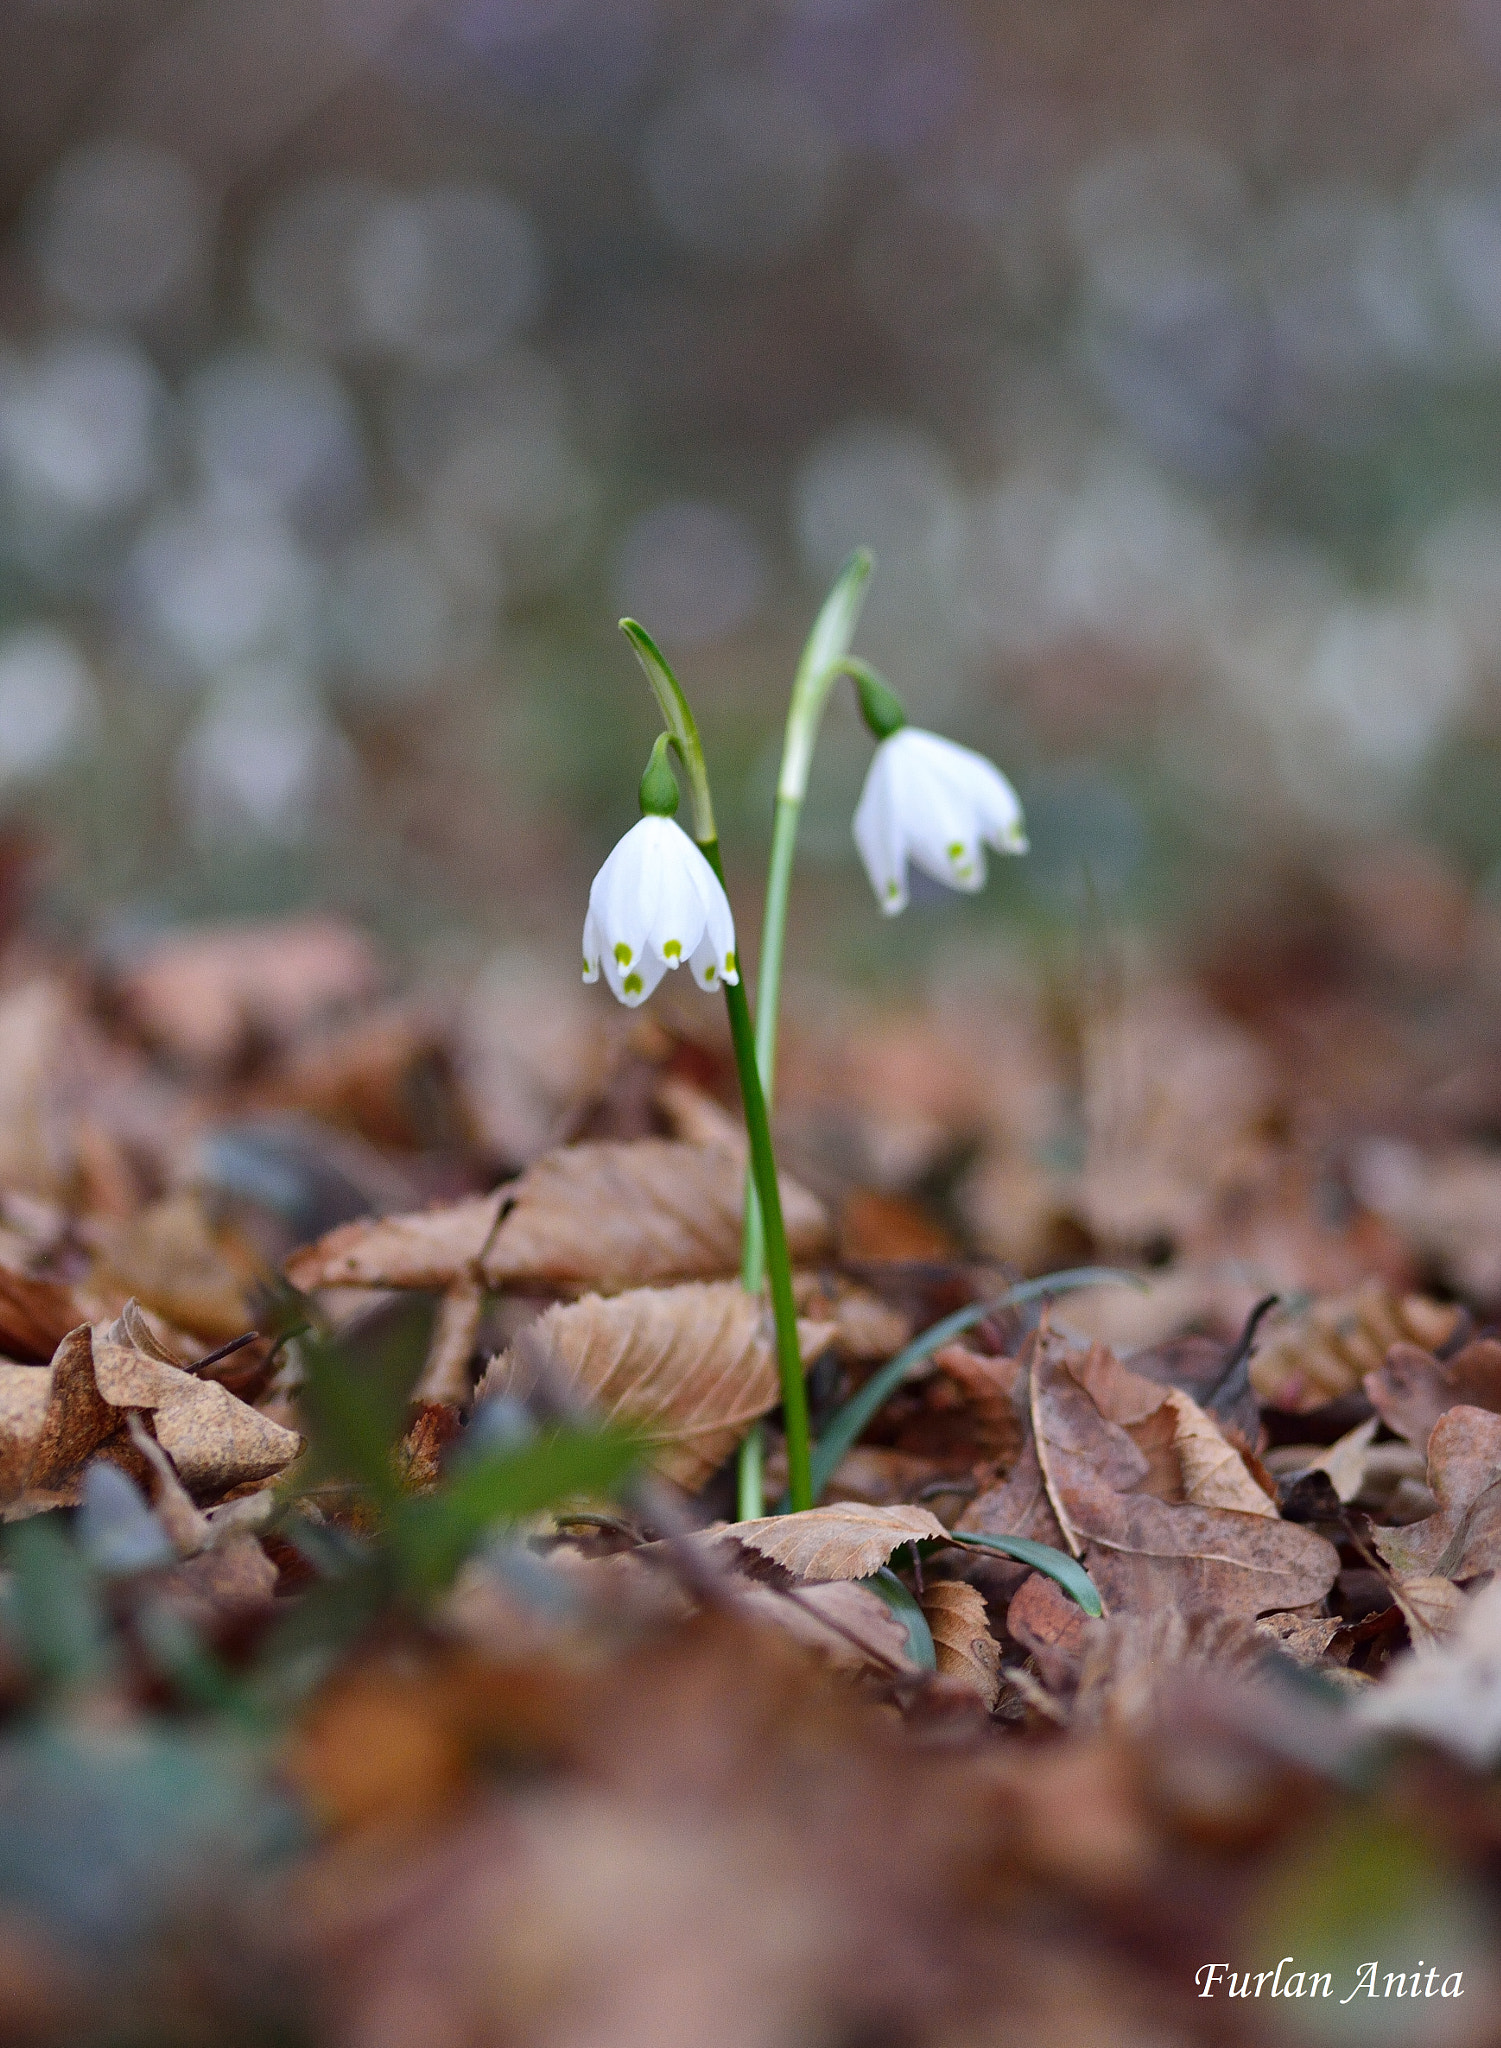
1366 1338 1501 1454
286 1139 830 1296
1249 1284 1459 1412
727 1501 948 1582
1374 1405 1501 1584
478 1281 837 1492
921 1579 1002 1708
0 1316 301 1512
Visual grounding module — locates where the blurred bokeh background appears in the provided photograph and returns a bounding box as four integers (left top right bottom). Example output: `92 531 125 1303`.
5 0 1501 981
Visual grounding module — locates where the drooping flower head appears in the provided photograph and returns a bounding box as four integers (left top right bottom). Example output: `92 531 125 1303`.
582 735 739 1006
848 665 1026 915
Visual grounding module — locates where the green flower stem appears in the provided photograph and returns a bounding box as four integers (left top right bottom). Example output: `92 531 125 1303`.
620 618 813 1513
735 555 873 1519
702 836 814 1512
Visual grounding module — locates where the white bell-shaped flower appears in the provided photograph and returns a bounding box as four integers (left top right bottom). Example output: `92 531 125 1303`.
853 726 1027 915
583 814 739 1006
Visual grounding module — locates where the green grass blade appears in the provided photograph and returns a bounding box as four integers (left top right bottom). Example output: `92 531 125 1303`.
807 1266 1144 1503
947 1530 1104 1618
865 1565 936 1670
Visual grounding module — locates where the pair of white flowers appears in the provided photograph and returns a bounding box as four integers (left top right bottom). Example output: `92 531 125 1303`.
584 726 1027 1007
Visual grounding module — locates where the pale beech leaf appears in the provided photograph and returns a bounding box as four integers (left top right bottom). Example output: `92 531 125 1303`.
921 1580 1002 1708
286 1140 830 1295
728 1501 948 1581
478 1280 836 1492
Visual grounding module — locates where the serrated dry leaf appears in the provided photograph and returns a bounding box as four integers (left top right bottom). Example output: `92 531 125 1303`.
1026 1337 1338 1620
728 1501 948 1581
1374 1405 1501 1584
1249 1284 1460 1411
922 1580 1002 1707
286 1140 830 1296
478 1281 836 1492
1366 1339 1501 1454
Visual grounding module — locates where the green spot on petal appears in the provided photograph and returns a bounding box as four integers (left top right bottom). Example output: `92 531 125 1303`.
614 942 632 965
886 882 899 899
705 965 717 983
663 940 681 960
947 842 965 862
724 951 736 973
623 971 643 995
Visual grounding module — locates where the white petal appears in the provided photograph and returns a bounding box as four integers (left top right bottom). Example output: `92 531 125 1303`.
687 930 724 990
582 904 602 983
602 942 669 1007
687 846 739 983
644 823 709 969
588 817 660 980
925 735 1027 854
888 734 985 895
853 743 910 914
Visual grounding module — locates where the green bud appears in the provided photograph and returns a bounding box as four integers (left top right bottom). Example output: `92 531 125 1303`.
638 732 681 817
846 659 908 741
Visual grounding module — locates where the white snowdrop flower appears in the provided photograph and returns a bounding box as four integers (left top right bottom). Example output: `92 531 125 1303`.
853 726 1027 915
583 814 739 1006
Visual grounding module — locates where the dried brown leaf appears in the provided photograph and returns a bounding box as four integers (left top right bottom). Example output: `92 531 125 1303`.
111 915 382 1069
92 1193 262 1342
2 1319 301 1511
1366 1339 1501 1454
478 1281 835 1492
1006 1570 1094 1690
286 1140 830 1296
738 1579 918 1678
412 1276 486 1407
0 1264 87 1362
1249 1284 1460 1411
287 1189 505 1292
1393 1574 1468 1651
922 1580 1002 1708
728 1501 948 1581
1255 1611 1344 1666
1357 1578 1501 1766
1028 1338 1339 1620
1353 1140 1501 1299
1374 1405 1501 1584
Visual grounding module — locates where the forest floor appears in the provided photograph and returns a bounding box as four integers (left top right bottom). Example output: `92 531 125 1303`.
1 860 1501 2047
